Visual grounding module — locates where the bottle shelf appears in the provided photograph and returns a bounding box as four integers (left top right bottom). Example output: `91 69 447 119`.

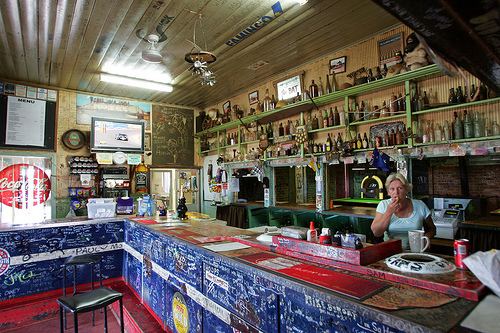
195 65 441 137
349 113 406 126
412 97 500 115
414 135 500 146
309 124 345 134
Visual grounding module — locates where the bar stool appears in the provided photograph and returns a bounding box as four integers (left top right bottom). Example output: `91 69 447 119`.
58 287 124 333
62 254 102 328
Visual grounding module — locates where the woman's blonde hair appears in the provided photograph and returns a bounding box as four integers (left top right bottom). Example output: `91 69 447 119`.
385 172 413 192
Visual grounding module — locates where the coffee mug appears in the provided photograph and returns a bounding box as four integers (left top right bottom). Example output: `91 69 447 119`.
408 230 430 253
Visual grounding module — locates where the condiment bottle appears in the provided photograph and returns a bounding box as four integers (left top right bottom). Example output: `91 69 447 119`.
307 221 317 242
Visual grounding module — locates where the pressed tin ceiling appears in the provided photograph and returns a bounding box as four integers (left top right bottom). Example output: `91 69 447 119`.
0 0 398 108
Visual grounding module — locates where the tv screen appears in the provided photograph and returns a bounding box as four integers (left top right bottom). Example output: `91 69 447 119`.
90 117 144 152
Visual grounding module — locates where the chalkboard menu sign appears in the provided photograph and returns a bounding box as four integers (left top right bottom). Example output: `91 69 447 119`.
152 106 194 166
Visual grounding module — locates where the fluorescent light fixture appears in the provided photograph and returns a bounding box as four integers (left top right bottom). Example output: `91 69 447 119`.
100 73 173 92
102 63 172 84
296 0 308 5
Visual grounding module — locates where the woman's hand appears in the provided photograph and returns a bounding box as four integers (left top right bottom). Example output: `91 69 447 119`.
387 197 400 215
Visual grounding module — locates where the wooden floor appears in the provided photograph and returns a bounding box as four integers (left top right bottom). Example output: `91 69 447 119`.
0 281 166 333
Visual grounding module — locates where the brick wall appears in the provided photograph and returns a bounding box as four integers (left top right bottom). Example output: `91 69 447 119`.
426 157 500 211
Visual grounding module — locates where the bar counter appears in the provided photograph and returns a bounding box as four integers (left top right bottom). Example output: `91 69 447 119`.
0 215 491 332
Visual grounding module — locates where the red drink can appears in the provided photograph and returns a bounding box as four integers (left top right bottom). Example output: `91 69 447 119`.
454 239 470 269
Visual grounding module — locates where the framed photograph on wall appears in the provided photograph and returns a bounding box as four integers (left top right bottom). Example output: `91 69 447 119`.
223 100 231 115
329 56 347 74
248 90 259 105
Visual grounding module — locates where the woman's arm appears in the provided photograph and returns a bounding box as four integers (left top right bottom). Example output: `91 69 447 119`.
423 215 436 238
371 198 399 237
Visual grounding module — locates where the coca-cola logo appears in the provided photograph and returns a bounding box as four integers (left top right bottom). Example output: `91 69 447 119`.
0 164 51 208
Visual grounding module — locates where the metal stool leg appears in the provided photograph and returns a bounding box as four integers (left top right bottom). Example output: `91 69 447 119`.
119 298 124 333
74 312 78 333
91 264 95 326
59 305 64 333
103 305 108 333
62 265 67 330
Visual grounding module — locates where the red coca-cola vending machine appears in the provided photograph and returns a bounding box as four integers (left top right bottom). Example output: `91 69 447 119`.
0 155 54 226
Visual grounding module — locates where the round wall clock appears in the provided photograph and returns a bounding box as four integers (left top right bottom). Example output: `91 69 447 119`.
112 152 127 165
61 129 86 150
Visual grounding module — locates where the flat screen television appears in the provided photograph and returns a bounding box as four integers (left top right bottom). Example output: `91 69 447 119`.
90 117 145 153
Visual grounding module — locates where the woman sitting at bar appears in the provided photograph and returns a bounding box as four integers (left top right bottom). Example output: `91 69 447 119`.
371 172 436 249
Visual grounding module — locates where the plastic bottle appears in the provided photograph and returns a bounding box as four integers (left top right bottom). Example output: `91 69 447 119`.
307 221 317 242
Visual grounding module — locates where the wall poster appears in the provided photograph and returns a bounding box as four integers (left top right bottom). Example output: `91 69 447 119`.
76 94 152 130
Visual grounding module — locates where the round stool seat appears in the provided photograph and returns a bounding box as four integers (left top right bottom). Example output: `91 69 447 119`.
58 287 122 314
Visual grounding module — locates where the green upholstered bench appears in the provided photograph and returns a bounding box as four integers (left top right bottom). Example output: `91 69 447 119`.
247 207 269 228
321 214 352 233
292 210 323 229
268 207 292 227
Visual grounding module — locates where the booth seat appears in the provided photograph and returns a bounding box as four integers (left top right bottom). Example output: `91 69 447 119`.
247 207 269 228
292 211 323 229
268 207 293 227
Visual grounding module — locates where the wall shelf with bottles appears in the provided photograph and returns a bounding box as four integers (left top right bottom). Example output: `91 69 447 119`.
349 113 407 126
414 135 500 146
412 97 500 116
195 65 442 138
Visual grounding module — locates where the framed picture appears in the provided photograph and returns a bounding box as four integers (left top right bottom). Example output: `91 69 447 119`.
144 132 151 151
329 56 347 74
273 71 305 102
378 33 403 68
223 100 231 114
248 90 259 105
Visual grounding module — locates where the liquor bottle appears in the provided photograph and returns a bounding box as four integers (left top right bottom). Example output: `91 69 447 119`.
133 162 149 194
380 101 388 118
366 69 374 83
417 90 425 111
434 122 443 142
375 66 383 80
412 88 420 111
390 129 396 146
453 111 464 139
443 120 451 141
492 121 500 136
323 110 329 128
356 133 362 149
448 88 457 104
267 123 273 139
470 84 477 101
354 104 360 121
263 88 272 112
328 107 334 127
422 121 429 143
333 106 340 126
318 111 324 129
336 132 343 147
395 126 403 145
428 121 435 142
326 134 332 152
383 131 390 147
398 92 406 111
331 73 337 92
423 91 430 108
279 123 284 136
312 114 319 130
382 64 388 78
271 95 277 110
456 86 465 104
463 110 473 138
360 101 366 121
473 112 484 138
325 74 332 94
309 80 319 98
362 133 369 148
317 77 324 97
339 106 345 126
389 92 398 116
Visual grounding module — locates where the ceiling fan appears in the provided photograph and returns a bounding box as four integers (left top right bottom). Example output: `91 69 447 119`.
136 26 168 64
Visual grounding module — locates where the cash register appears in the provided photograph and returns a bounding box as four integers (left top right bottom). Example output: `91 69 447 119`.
432 198 474 239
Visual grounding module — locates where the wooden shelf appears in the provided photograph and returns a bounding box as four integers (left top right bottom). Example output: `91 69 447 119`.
412 97 500 115
414 135 500 146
